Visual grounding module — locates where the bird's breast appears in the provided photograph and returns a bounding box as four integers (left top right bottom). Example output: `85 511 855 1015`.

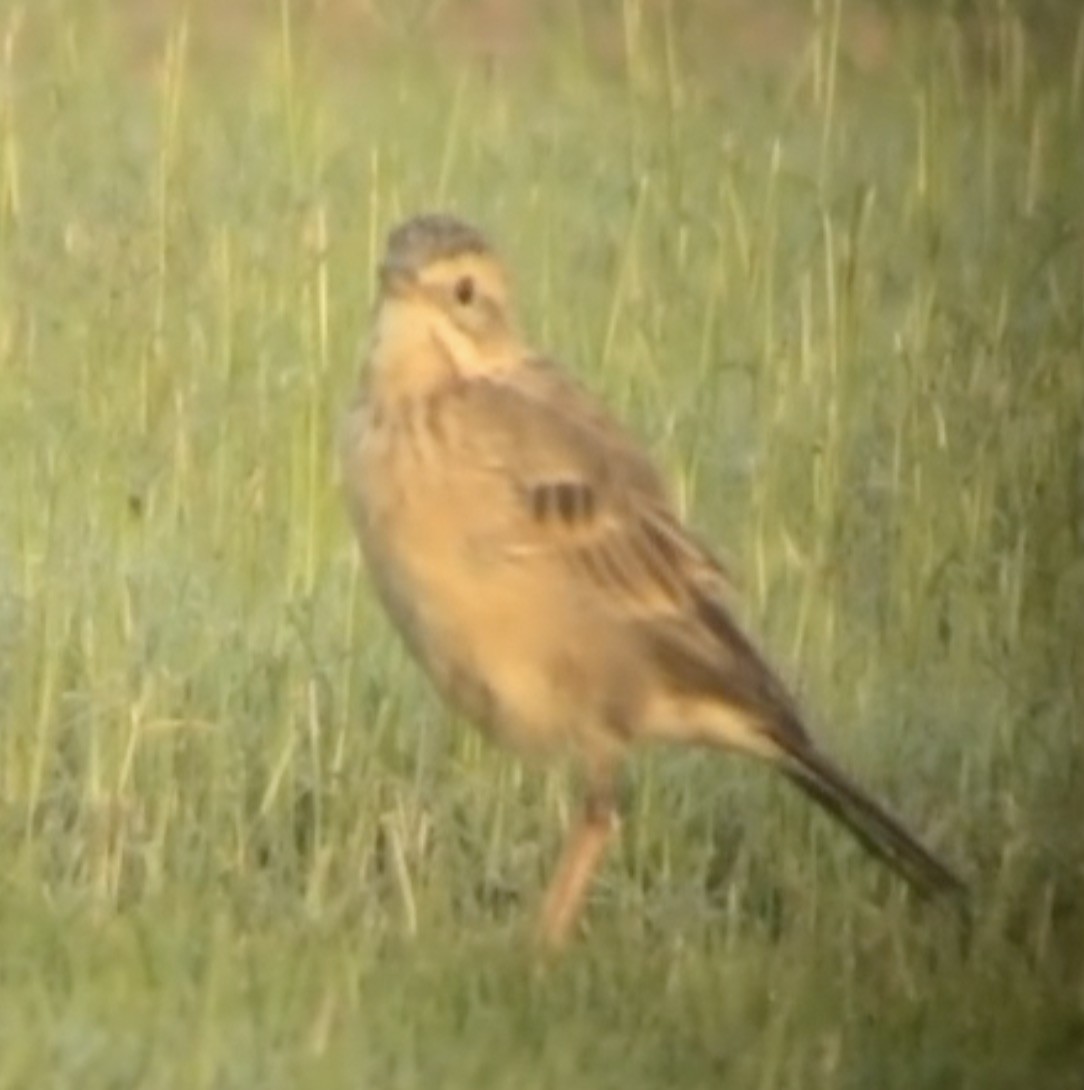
342 391 637 758
344 390 500 667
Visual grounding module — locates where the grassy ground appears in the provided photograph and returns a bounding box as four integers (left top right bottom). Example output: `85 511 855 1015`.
1 1 1082 1086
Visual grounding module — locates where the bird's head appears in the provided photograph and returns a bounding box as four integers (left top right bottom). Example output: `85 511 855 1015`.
374 214 518 375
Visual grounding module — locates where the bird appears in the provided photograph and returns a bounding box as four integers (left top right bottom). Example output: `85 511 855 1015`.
340 212 965 949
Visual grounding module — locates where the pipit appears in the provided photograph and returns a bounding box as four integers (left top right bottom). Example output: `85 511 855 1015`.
341 212 965 948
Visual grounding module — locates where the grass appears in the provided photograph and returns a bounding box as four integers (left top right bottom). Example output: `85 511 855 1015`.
0 0 1082 1086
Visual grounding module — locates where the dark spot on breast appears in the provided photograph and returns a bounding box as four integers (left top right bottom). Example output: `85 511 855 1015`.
398 398 417 443
424 392 446 445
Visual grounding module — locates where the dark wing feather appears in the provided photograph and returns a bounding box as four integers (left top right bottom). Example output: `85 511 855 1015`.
455 363 806 739
455 363 967 901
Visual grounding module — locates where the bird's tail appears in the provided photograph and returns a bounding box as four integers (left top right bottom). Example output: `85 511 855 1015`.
642 603 966 901
775 738 966 900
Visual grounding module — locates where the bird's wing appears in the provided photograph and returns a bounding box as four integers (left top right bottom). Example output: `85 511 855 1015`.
460 359 722 600
455 360 806 741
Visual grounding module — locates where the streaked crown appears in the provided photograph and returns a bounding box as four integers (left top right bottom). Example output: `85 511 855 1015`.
382 214 492 279
377 213 515 351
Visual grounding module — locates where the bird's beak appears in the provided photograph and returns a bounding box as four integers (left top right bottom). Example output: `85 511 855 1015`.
378 258 416 300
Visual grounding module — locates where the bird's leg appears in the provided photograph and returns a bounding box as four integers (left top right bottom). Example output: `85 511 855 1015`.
536 786 619 950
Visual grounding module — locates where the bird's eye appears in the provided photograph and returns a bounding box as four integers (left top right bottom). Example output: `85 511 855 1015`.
454 276 475 305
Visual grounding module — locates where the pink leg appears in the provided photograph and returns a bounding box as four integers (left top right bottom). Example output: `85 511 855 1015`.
536 796 618 950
